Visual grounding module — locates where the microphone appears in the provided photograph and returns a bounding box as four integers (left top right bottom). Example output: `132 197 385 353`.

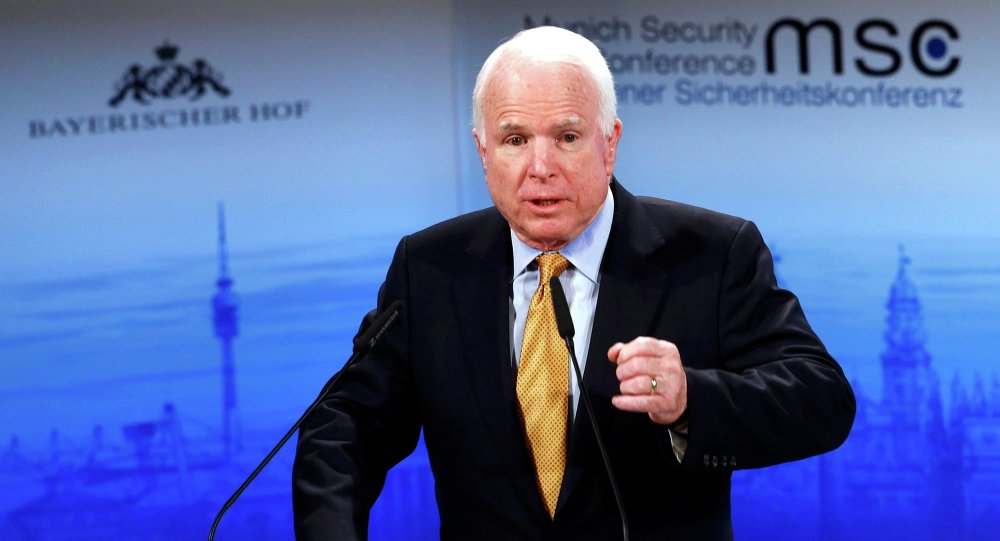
208 300 404 541
549 277 629 541
354 300 403 354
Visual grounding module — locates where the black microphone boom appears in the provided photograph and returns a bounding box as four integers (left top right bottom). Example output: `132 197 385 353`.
550 277 575 339
207 300 404 541
549 277 629 541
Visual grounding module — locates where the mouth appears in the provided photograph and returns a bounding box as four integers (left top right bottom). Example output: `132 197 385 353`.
532 199 560 207
523 195 567 214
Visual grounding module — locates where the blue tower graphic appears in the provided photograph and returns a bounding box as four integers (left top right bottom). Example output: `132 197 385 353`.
212 203 241 461
880 245 938 432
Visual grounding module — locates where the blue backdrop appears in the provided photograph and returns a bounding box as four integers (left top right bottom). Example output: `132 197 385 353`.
1 1 998 539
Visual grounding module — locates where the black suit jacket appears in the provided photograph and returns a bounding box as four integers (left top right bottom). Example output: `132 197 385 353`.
293 181 855 540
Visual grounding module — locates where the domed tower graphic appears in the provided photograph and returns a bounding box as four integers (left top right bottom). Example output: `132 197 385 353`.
212 203 241 461
880 244 935 430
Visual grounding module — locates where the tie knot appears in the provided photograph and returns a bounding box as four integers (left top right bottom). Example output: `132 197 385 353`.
535 252 570 283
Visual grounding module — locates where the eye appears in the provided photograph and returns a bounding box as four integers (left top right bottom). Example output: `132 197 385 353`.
505 135 525 146
561 133 578 143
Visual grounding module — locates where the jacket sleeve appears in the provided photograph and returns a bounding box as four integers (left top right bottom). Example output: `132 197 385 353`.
292 236 421 540
672 221 856 471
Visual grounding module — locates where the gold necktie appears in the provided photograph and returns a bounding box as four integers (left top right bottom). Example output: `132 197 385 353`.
517 252 571 518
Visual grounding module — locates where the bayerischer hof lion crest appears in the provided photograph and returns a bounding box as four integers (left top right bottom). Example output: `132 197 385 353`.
108 42 231 107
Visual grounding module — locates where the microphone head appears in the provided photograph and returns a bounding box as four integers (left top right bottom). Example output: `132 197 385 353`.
353 300 404 353
548 276 575 339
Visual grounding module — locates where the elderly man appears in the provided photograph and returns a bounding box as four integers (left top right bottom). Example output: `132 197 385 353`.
293 26 854 540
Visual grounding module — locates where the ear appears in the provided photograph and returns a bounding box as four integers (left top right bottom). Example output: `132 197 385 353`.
473 129 488 171
604 119 623 178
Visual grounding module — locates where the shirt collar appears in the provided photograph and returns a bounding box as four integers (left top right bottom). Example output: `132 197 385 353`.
511 186 614 285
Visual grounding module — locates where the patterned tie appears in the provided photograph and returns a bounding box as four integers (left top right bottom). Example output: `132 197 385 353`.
517 252 571 518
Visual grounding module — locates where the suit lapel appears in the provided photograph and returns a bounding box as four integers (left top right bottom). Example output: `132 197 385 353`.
451 211 548 518
557 182 671 514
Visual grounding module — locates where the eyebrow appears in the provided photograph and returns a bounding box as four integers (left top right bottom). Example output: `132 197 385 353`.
498 121 523 133
497 116 582 133
555 116 581 129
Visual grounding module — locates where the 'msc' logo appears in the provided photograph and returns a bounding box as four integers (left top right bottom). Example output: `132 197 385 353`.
108 42 232 107
765 18 960 77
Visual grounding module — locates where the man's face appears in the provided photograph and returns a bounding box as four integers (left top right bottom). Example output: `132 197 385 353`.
474 59 622 251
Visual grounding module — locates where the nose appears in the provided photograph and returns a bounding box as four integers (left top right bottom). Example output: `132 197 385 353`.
526 138 556 181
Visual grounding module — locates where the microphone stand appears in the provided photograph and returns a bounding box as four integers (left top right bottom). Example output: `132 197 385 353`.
550 277 629 541
207 301 403 541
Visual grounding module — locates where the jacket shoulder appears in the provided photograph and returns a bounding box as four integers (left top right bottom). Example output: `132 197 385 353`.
402 206 508 261
634 195 749 247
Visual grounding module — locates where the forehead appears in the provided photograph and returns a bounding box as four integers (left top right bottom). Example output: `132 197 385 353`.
482 59 599 126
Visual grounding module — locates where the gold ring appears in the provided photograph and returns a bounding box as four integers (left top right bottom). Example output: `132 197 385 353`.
650 377 658 395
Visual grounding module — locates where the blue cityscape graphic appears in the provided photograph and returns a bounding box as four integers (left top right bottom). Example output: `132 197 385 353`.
1 210 998 541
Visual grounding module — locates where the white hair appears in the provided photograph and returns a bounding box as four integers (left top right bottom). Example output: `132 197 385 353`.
472 26 617 137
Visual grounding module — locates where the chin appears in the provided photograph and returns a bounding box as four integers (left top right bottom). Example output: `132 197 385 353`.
527 234 571 251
